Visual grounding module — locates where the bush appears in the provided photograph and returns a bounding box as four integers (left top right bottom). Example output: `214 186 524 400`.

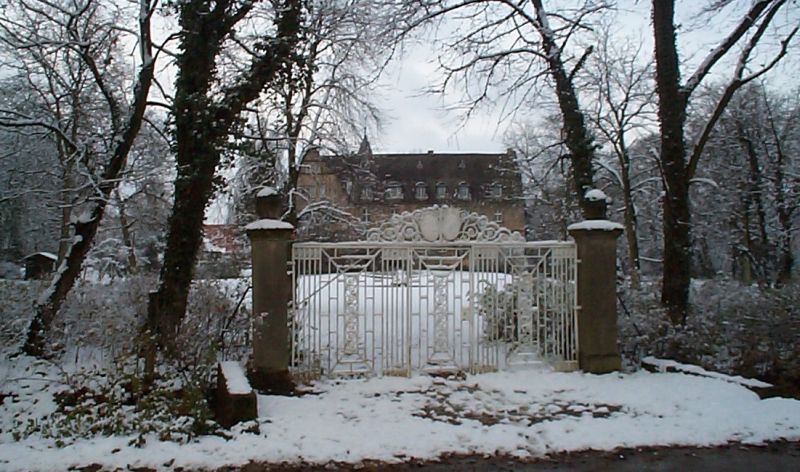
0 279 47 350
10 358 218 445
618 277 800 395
4 276 252 444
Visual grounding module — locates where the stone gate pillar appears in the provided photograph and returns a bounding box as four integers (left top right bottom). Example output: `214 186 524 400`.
568 190 624 374
246 188 294 393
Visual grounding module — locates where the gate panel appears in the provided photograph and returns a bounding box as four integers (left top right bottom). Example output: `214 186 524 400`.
288 207 578 379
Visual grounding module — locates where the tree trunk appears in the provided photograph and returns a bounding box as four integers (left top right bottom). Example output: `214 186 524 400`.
737 122 770 282
150 155 218 349
532 0 596 216
619 144 640 288
622 190 640 288
57 197 73 264
770 111 794 284
775 195 794 283
117 192 137 272
148 0 230 349
56 148 76 265
148 0 304 350
653 0 691 325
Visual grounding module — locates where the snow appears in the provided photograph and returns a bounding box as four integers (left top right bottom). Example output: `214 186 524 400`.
584 189 609 202
642 357 772 389
24 252 57 260
567 220 625 231
256 186 278 198
219 361 252 395
244 219 294 231
75 210 94 224
2 368 799 471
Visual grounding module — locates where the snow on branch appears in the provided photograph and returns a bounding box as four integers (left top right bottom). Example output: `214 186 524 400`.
686 0 797 180
682 0 773 97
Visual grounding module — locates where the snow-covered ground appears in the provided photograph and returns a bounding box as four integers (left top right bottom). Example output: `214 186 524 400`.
2 362 799 471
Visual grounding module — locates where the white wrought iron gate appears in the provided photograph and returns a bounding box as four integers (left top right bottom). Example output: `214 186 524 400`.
289 207 578 379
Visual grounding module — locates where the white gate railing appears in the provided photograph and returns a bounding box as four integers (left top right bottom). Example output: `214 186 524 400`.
289 207 578 379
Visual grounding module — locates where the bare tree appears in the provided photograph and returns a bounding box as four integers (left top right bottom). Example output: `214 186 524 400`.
582 23 657 288
691 84 799 284
233 0 395 225
762 87 800 283
0 0 157 356
652 0 797 324
0 1 105 264
394 0 609 215
505 117 580 240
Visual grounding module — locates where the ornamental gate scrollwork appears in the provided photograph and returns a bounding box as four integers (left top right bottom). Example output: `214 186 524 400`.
289 206 577 379
366 205 525 243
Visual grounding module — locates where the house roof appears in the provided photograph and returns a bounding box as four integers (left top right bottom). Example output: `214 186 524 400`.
306 139 522 204
203 225 243 254
23 252 57 261
372 152 517 185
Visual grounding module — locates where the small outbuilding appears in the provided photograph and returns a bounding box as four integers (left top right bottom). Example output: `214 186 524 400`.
23 252 57 280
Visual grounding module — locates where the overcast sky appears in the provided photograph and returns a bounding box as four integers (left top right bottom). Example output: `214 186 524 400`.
368 1 798 155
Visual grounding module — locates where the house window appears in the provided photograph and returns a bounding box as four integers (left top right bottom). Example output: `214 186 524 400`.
487 183 503 199
436 182 447 200
362 208 370 223
385 182 403 200
345 180 353 195
318 183 326 197
361 185 373 201
457 181 471 200
415 182 428 200
494 211 503 223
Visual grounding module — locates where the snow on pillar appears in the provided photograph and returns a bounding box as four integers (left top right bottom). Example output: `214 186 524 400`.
246 187 295 393
568 189 624 374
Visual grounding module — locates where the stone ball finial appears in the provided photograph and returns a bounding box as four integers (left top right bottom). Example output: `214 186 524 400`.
255 187 282 219
584 188 609 220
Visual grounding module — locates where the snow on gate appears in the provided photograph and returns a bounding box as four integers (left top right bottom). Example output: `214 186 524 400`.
288 206 578 379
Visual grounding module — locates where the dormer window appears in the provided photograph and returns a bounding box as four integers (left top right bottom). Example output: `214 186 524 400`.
361 185 373 201
436 182 447 200
415 182 428 200
385 182 403 200
457 181 471 201
486 182 503 199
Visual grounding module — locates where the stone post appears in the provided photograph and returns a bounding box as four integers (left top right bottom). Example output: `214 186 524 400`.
568 190 624 374
246 188 295 393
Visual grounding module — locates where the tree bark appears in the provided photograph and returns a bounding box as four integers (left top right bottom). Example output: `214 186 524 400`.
737 122 769 282
117 191 138 272
149 0 304 350
619 153 641 289
532 0 596 216
652 0 691 325
766 95 795 284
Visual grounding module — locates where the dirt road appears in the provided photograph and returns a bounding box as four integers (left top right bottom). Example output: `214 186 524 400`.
219 441 800 471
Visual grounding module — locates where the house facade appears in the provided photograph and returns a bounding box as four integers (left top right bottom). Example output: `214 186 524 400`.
295 137 526 241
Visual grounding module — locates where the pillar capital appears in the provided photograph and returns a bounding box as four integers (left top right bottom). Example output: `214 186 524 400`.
245 219 294 240
255 187 283 219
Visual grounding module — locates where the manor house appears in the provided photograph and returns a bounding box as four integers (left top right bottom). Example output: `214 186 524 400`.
296 136 525 240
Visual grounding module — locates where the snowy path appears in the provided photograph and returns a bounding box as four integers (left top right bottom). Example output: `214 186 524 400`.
2 369 800 471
